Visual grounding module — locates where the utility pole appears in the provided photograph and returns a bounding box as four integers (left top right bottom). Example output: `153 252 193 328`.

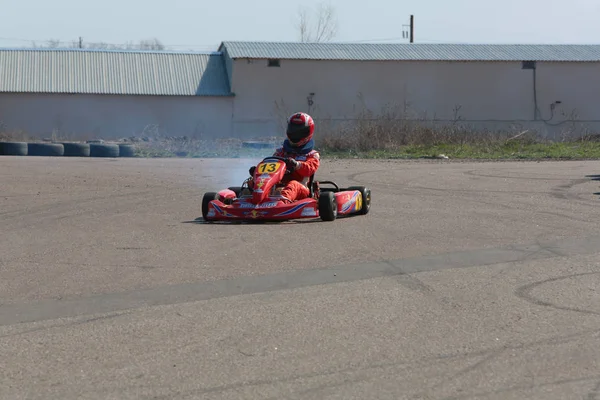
402 15 415 43
78 37 83 48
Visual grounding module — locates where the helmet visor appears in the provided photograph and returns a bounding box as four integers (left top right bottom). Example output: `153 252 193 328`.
287 124 310 144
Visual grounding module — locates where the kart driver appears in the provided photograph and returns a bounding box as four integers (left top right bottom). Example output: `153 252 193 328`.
247 112 320 203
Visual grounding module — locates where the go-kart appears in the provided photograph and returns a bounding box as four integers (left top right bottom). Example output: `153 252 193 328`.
201 156 371 222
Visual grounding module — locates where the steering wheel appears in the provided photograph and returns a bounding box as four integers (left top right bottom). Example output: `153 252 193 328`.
261 156 287 162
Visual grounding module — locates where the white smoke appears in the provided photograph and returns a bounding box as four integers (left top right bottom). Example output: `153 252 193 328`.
200 146 279 192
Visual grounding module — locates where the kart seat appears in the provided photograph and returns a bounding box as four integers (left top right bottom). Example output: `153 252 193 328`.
308 174 317 197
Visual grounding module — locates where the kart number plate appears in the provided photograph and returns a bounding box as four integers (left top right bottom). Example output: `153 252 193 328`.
257 162 281 174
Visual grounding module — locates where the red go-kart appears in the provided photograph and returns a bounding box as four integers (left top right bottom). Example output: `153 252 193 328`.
201 156 371 222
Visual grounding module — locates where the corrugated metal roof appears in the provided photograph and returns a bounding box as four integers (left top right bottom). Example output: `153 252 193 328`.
220 41 600 62
0 49 232 96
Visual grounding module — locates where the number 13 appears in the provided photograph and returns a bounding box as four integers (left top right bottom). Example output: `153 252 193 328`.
259 162 279 173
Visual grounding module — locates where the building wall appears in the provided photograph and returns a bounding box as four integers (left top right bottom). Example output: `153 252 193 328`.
3 59 598 142
0 93 234 140
230 58 600 138
535 62 600 123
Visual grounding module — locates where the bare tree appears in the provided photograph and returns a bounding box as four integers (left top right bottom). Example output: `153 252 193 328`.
30 39 62 48
30 37 167 51
137 38 165 51
296 1 338 43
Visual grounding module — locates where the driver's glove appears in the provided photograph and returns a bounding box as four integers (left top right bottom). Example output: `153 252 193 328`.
285 158 299 171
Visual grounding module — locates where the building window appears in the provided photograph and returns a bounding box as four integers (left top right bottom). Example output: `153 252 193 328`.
522 61 536 70
268 59 280 67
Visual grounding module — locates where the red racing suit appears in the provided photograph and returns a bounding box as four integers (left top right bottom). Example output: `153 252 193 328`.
249 146 320 202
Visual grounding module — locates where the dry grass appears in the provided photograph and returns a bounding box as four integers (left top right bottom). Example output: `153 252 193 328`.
314 105 595 152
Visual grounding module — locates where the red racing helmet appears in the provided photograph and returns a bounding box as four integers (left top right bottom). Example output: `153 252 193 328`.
286 112 315 147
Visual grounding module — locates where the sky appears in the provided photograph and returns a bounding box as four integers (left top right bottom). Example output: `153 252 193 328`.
1 0 599 51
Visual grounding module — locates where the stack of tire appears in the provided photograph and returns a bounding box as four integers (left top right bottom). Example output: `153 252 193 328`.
0 141 136 157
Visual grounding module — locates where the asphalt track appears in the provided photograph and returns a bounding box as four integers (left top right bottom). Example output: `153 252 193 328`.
1 156 600 399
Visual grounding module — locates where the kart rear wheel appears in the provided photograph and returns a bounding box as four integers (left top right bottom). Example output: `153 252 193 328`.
202 192 218 221
318 191 337 221
348 186 371 215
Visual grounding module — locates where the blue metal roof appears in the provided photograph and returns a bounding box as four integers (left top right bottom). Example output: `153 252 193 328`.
0 49 232 96
219 41 600 62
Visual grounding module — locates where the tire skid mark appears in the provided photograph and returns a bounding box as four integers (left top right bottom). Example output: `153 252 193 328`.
515 272 600 317
0 189 156 219
158 328 600 399
420 350 503 399
404 185 545 196
0 311 130 339
535 210 594 225
346 169 600 226
4 234 600 326
347 169 553 197
587 380 600 400
466 168 600 207
464 169 583 181
346 169 389 184
442 375 600 400
1 188 198 231
4 260 166 271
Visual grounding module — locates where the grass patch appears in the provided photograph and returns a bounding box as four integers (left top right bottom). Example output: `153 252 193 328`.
321 142 600 160
312 105 600 160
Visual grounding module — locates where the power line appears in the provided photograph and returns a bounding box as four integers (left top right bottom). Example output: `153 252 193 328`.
338 37 406 43
0 36 219 50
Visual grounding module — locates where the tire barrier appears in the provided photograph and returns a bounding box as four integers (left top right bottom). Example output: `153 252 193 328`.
118 144 136 157
0 141 138 158
28 143 65 156
0 141 28 156
90 143 120 158
242 140 276 149
62 142 91 157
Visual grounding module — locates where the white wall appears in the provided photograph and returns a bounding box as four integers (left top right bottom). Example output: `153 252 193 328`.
229 58 600 138
0 93 233 140
535 62 600 123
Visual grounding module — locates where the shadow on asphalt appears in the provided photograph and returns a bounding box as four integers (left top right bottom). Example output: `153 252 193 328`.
181 217 325 225
584 175 600 198
585 174 600 181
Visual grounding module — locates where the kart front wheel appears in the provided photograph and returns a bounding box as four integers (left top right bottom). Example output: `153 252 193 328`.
318 191 337 221
202 192 218 221
348 186 371 215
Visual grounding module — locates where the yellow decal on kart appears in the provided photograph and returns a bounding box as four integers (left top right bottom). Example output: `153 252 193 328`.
355 192 363 211
257 162 281 174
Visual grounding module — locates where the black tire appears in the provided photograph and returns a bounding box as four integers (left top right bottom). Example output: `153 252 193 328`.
0 141 28 156
318 191 337 221
347 186 371 215
62 142 90 157
90 143 119 158
241 141 275 149
28 143 64 156
118 144 136 157
202 192 218 221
